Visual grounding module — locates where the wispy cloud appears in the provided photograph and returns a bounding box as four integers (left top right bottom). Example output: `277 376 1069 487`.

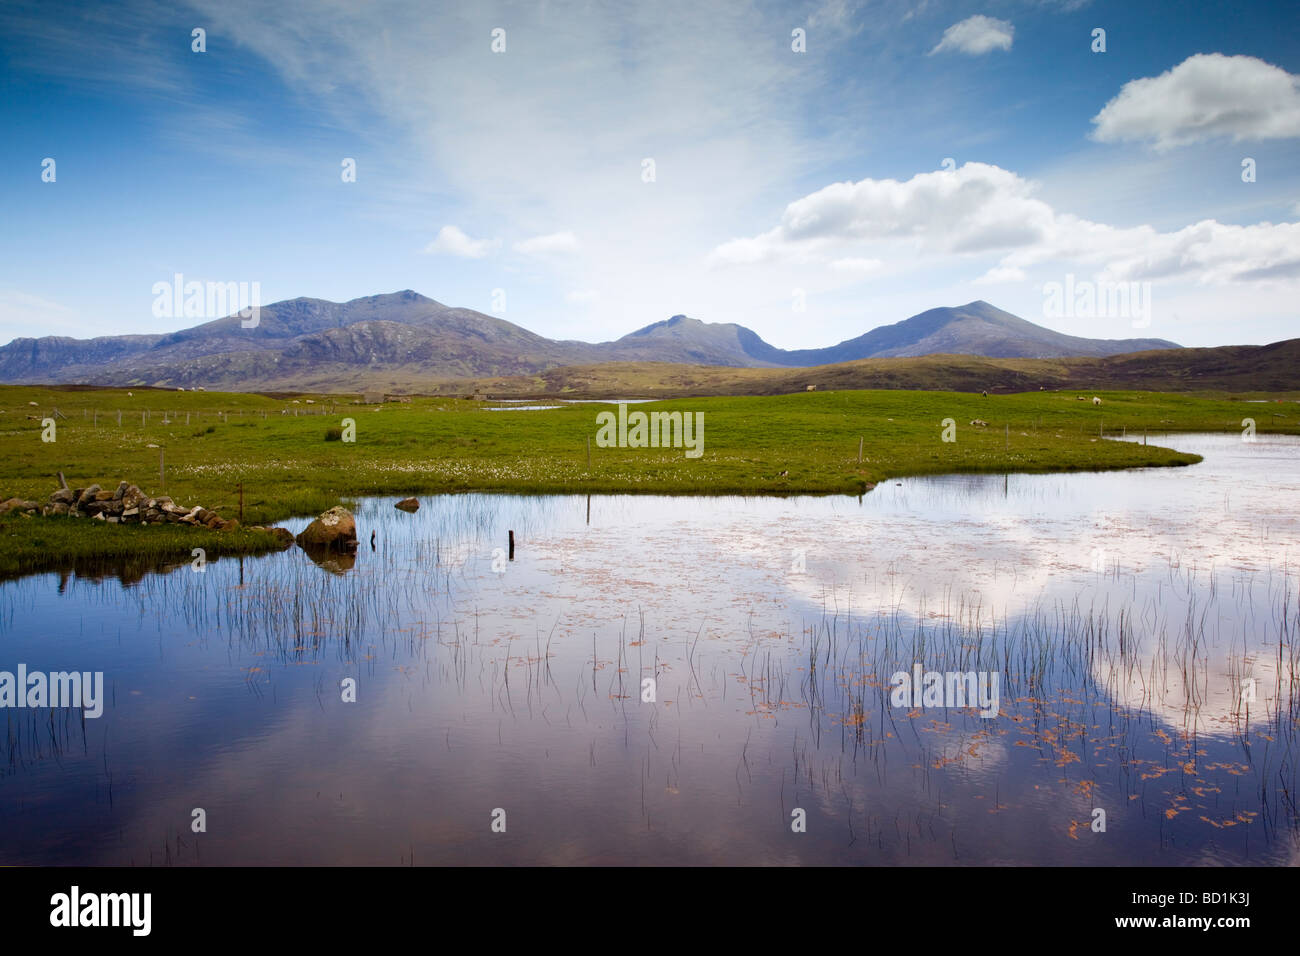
424 226 499 258
515 232 580 255
929 15 1014 56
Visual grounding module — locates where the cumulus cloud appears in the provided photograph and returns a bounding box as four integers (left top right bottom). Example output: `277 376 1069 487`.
709 162 1300 286
423 225 499 258
710 163 1054 264
515 231 581 255
1091 54 1300 150
929 15 1014 56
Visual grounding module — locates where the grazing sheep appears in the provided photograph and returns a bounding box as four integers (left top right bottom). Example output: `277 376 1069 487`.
981 390 988 397
1092 397 1102 406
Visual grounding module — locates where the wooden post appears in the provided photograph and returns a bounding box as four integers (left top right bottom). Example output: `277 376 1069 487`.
508 530 515 561
857 436 863 463
159 447 165 489
117 409 121 426
57 471 69 491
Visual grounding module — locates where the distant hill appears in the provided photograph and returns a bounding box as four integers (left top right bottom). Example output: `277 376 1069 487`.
428 339 1300 399
0 290 1182 390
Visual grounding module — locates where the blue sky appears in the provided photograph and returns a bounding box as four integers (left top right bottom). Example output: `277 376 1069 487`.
1 0 1297 350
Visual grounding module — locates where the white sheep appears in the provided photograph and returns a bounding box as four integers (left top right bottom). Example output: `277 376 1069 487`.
1092 397 1101 406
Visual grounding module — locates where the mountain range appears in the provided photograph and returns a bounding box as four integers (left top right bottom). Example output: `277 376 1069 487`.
0 292 1181 391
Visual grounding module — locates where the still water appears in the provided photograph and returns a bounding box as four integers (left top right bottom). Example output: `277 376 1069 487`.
1 434 1297 865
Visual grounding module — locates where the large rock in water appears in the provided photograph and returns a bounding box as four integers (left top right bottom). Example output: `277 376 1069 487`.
295 506 358 552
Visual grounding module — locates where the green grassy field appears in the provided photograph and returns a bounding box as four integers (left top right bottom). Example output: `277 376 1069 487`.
3 385 1295 535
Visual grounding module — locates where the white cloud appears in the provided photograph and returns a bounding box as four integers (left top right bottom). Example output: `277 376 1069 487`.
1091 54 1300 150
565 289 600 304
975 266 1026 284
828 257 883 275
929 15 1014 56
423 225 499 259
710 163 1054 264
709 162 1300 287
515 231 581 255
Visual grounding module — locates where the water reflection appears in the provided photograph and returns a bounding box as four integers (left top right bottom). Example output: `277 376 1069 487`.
0 434 1296 865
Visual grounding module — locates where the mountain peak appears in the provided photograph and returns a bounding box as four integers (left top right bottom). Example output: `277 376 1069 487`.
625 314 702 337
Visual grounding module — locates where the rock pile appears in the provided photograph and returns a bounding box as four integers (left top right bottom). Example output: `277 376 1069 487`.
1 480 293 544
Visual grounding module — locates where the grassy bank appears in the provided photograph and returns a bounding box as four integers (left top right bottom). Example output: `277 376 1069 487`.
1 385 1296 531
0 514 290 579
